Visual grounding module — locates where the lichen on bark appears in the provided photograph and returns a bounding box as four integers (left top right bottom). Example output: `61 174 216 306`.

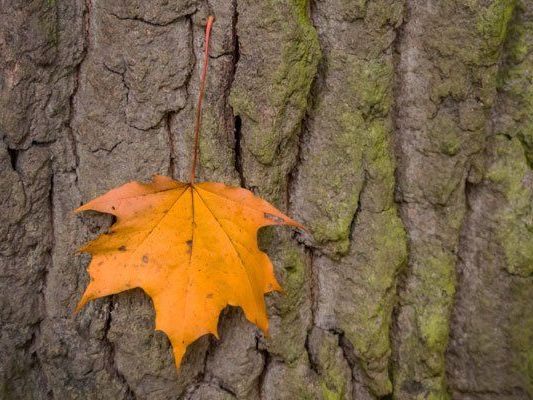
1 0 533 399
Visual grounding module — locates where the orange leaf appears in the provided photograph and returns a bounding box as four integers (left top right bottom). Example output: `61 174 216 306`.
76 174 302 368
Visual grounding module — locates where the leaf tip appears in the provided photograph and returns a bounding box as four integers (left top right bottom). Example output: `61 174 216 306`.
172 346 187 371
73 299 86 314
261 324 271 339
77 243 90 254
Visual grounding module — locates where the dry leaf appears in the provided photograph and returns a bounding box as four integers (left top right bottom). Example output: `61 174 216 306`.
76 174 301 367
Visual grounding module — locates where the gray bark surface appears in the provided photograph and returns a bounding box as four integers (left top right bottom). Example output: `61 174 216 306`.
1 0 532 399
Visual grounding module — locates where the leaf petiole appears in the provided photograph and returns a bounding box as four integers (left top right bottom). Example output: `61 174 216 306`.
189 15 215 184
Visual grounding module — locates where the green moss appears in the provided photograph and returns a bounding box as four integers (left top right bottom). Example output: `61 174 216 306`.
321 384 342 400
346 58 393 117
301 55 398 255
428 114 462 157
427 392 451 400
426 1 513 69
498 16 533 164
507 22 529 63
311 330 351 400
230 2 406 396
508 281 533 397
300 98 365 255
40 5 59 48
230 0 321 165
229 88 257 122
441 137 461 157
419 309 451 354
306 109 363 250
295 49 407 395
416 251 456 301
460 101 486 132
415 251 456 358
477 0 516 61
390 3 515 399
393 246 456 398
264 241 311 363
340 209 407 396
486 137 533 277
430 60 470 102
279 244 308 309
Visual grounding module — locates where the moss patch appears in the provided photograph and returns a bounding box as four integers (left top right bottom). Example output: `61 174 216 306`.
486 136 533 277
477 0 516 61
229 0 321 165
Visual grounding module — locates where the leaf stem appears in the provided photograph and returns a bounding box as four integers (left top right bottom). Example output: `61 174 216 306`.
190 15 215 185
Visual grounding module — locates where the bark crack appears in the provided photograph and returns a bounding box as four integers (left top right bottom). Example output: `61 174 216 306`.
166 112 177 177
102 301 137 400
108 11 195 27
229 0 245 188
256 335 271 400
25 167 56 399
7 147 19 170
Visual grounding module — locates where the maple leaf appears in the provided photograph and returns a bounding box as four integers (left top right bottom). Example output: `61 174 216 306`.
76 175 301 367
75 16 303 369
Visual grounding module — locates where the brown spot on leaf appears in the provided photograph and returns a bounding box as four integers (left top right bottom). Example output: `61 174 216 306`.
111 206 116 210
118 245 127 252
186 239 193 254
142 255 149 263
206 293 213 299
264 213 284 223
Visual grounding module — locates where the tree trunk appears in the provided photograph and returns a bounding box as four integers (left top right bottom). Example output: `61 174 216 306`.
1 1 532 399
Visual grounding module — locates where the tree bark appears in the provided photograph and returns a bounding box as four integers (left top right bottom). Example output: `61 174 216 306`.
1 0 532 399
